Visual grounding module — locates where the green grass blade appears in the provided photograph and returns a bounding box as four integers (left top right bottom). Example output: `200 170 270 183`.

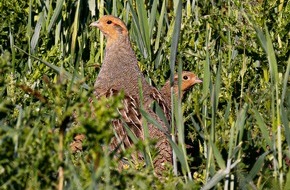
31 12 44 53
153 0 166 53
9 27 16 73
168 138 188 173
175 62 192 180
14 46 89 90
285 170 290 190
202 159 240 190
202 23 211 101
210 139 225 169
135 0 150 58
264 26 279 84
71 0 80 58
236 104 248 143
148 0 158 40
140 109 166 134
243 151 270 185
169 0 182 78
281 57 290 104
252 108 273 149
128 0 145 57
47 0 64 33
123 122 140 144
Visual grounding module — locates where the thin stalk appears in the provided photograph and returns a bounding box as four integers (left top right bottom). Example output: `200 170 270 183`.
176 61 192 180
9 26 16 74
138 79 154 169
98 0 104 63
104 145 111 190
58 124 65 190
171 88 178 176
27 0 33 71
204 22 212 182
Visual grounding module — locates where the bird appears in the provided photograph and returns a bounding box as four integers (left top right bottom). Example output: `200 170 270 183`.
160 71 202 107
90 15 172 174
69 71 202 170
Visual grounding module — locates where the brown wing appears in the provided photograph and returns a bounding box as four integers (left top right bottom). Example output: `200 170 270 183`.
146 108 172 174
96 87 173 174
99 88 144 152
149 88 171 127
146 87 173 173
119 94 143 140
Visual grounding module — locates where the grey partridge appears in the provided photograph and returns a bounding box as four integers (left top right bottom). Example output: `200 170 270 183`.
70 72 202 169
90 15 172 174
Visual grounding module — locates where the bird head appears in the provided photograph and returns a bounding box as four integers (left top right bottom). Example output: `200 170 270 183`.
161 71 202 99
90 15 129 46
173 71 202 92
173 71 202 90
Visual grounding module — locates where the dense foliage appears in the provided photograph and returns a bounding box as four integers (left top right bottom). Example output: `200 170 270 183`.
0 0 289 189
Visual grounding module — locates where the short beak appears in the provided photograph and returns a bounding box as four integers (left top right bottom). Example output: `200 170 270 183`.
195 77 203 83
90 21 99 27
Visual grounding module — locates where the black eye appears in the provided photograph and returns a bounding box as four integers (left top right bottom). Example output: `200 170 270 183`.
183 75 188 80
107 20 112 24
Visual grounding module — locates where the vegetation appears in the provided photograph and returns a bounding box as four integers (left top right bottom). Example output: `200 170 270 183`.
0 0 289 189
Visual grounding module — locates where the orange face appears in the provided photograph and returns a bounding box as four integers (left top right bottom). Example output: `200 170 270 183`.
90 15 128 46
173 71 202 91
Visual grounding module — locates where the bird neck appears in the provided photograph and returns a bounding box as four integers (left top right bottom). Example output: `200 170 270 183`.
161 82 171 102
106 35 131 51
103 36 138 70
94 35 150 98
161 82 185 107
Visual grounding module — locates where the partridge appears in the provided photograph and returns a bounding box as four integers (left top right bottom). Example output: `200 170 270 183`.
90 15 172 173
70 72 201 167
160 71 202 107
